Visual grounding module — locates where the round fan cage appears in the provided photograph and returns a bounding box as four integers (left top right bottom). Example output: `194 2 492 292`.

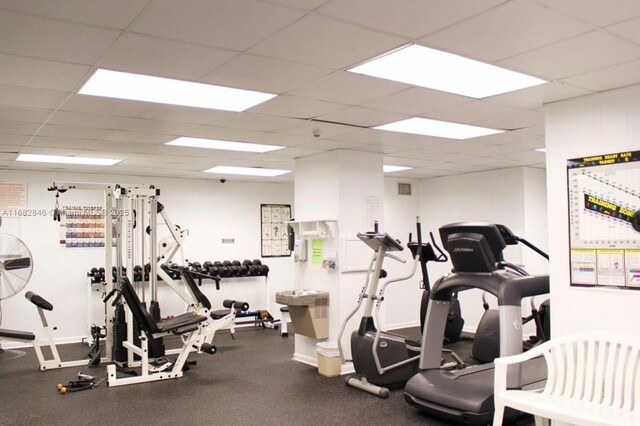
0 234 33 301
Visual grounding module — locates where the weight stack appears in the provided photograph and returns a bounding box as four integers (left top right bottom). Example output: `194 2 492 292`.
148 300 166 358
112 304 128 363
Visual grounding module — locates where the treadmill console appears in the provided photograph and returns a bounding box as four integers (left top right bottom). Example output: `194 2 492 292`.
357 232 404 252
439 223 507 273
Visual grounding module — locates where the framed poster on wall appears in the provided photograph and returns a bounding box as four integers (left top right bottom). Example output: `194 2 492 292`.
261 204 292 258
567 150 640 289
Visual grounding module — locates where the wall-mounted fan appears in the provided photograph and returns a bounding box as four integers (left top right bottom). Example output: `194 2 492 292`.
0 234 33 301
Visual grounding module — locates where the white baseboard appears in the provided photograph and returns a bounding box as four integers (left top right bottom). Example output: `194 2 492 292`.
292 352 317 367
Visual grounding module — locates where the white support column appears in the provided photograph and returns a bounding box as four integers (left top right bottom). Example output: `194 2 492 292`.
292 150 384 367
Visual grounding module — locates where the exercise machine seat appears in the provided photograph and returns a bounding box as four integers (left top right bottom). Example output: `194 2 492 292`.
0 328 36 341
25 291 53 311
119 277 206 336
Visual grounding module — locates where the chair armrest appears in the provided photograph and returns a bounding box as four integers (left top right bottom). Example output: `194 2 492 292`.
495 341 550 393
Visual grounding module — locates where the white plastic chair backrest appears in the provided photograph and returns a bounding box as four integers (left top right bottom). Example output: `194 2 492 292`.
541 333 640 412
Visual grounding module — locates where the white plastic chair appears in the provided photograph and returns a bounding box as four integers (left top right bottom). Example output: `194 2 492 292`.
494 332 640 426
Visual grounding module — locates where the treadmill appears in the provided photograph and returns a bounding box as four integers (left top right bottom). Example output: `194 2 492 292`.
404 222 549 425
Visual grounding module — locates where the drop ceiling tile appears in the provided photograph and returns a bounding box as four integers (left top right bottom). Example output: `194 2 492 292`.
249 15 406 69
500 31 640 80
537 0 640 27
20 146 83 156
500 150 547 162
132 0 304 51
248 95 347 119
0 120 40 135
38 124 113 140
153 144 256 159
60 95 154 117
503 138 546 151
421 0 590 62
562 59 640 92
0 0 149 29
333 128 413 145
361 87 470 116
138 105 234 125
28 136 100 150
275 119 356 138
425 100 523 125
514 125 545 137
48 111 200 135
98 33 238 81
388 149 460 162
349 144 409 154
261 0 329 10
103 131 175 144
296 138 368 151
0 84 67 109
425 140 489 153
485 81 592 109
212 112 301 132
290 71 409 105
247 146 322 160
463 143 531 157
0 10 120 65
0 105 52 123
608 16 640 45
0 135 28 146
318 0 505 39
202 54 332 95
473 129 540 145
477 109 543 130
0 54 90 91
189 125 267 141
90 141 163 154
239 131 314 147
316 107 407 127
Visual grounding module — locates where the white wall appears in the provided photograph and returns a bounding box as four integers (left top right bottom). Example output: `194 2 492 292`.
419 167 549 333
0 170 294 344
380 177 422 329
546 84 640 337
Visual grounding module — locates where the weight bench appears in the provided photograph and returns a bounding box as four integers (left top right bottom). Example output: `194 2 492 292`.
107 277 207 387
494 332 640 426
0 292 96 370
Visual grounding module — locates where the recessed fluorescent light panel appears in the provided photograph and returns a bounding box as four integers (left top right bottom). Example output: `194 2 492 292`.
535 148 546 153
79 69 276 111
204 166 291 177
349 44 546 98
167 137 284 153
16 154 121 166
375 117 503 140
383 165 412 173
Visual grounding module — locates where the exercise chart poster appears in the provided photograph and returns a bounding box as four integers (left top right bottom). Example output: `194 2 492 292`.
261 204 291 258
567 150 640 289
59 205 115 248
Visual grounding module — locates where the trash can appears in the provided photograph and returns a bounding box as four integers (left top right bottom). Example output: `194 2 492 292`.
275 290 329 339
316 342 340 377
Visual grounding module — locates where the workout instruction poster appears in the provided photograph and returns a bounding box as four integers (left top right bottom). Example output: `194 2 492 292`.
59 205 115 248
261 204 291 258
567 150 640 289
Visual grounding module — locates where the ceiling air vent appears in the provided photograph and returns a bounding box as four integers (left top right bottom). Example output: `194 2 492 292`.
398 183 412 196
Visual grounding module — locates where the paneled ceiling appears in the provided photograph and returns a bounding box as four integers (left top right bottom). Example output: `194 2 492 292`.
1 0 640 182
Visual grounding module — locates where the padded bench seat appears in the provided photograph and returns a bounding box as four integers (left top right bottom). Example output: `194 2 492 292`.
0 328 36 341
156 312 207 333
211 309 231 320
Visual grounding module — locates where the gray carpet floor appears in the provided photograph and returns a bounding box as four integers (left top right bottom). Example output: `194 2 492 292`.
0 328 532 426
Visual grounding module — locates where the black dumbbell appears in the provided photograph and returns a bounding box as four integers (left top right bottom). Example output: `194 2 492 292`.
229 265 240 276
238 265 249 276
242 259 253 267
219 266 231 278
252 259 262 266
248 265 260 276
222 260 233 267
202 261 213 272
231 260 241 266
133 265 143 282
258 265 270 277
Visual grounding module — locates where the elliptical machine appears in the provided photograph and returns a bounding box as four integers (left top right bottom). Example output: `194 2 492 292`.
337 217 462 398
